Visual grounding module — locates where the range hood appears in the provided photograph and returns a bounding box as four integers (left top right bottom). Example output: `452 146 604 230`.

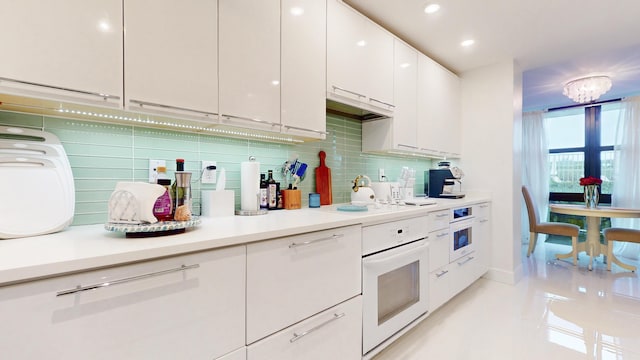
326 91 393 121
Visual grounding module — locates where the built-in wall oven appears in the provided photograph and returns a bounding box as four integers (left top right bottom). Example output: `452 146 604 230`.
450 206 474 261
361 217 429 356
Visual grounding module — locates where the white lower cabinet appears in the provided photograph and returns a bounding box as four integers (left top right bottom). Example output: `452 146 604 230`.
427 204 489 313
248 296 362 360
0 246 246 360
450 252 482 295
428 264 452 311
474 202 492 272
427 225 451 312
246 225 362 343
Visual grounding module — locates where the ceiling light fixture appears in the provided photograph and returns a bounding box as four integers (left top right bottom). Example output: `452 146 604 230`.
562 75 612 103
460 39 475 47
424 4 441 14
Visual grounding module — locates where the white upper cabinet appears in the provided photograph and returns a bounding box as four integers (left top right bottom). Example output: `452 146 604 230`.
327 0 394 115
219 0 282 133
124 0 218 120
281 0 327 140
392 40 419 150
362 39 418 153
0 0 122 107
417 54 462 157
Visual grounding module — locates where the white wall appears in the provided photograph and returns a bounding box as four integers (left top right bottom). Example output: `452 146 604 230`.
460 60 523 284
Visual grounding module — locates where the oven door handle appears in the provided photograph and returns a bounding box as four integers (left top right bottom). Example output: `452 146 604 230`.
363 240 428 266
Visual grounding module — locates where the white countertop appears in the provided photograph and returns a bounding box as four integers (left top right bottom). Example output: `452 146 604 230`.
0 195 489 286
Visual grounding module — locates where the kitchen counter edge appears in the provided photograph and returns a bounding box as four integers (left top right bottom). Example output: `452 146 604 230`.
0 195 490 286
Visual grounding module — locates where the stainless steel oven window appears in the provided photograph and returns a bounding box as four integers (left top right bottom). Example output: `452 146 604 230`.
377 260 420 325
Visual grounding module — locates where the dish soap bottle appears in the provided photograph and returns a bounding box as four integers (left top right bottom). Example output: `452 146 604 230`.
153 166 173 221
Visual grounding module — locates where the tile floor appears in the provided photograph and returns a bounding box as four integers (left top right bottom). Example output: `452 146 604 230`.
373 241 640 360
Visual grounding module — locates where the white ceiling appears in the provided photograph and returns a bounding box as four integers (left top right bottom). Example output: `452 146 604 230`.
343 0 640 111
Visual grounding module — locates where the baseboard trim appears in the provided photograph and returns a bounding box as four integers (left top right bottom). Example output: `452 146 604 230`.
482 264 523 285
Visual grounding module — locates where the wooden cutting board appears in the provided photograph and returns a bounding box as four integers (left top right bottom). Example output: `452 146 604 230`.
315 151 332 205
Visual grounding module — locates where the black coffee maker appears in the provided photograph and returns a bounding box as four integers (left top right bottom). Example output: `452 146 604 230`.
424 169 465 198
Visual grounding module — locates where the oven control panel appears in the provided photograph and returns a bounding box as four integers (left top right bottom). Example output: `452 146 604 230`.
362 216 429 256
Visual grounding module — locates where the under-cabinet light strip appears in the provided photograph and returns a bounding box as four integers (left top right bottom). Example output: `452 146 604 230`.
56 108 304 143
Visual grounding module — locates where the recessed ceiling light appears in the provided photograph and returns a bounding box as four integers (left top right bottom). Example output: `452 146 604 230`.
356 40 367 47
290 7 304 16
424 4 441 14
460 39 475 47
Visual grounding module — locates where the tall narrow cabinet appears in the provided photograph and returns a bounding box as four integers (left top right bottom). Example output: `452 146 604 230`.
219 0 282 132
281 0 327 139
124 0 219 120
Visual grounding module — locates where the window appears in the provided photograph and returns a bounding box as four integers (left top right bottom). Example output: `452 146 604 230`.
546 103 620 203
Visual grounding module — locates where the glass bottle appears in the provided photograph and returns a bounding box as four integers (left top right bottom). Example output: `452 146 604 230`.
267 170 277 209
171 159 192 219
259 173 268 209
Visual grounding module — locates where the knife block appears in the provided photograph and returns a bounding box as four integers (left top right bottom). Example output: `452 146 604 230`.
282 189 301 210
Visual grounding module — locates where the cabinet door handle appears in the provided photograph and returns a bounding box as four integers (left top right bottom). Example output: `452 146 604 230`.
331 85 365 99
368 97 395 109
129 99 218 118
398 143 419 150
282 124 328 135
480 204 489 208
56 264 200 297
290 312 346 343
480 219 489 223
457 256 475 266
436 214 448 218
436 232 449 238
221 114 281 128
436 269 449 278
0 76 120 101
420 147 439 153
289 233 345 248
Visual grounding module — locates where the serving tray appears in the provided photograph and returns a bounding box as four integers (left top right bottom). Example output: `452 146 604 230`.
105 217 201 238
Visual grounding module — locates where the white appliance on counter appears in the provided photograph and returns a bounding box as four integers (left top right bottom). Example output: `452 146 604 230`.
361 217 429 356
0 126 75 239
370 181 400 203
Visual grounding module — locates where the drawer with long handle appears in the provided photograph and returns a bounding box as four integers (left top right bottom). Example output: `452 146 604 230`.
246 225 362 344
247 296 362 360
0 246 246 360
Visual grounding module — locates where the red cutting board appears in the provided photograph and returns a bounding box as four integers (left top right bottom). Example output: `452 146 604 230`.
315 151 332 205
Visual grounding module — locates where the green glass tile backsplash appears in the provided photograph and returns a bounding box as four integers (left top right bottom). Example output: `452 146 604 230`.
0 110 433 226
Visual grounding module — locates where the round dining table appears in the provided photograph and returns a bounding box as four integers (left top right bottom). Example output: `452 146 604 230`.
549 204 640 270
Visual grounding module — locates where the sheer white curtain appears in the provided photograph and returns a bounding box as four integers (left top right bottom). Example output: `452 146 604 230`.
522 111 550 240
612 96 640 259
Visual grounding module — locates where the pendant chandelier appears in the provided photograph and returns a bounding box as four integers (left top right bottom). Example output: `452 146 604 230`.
562 75 612 103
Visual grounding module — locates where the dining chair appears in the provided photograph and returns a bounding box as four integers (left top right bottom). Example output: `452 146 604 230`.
603 227 640 272
522 186 580 263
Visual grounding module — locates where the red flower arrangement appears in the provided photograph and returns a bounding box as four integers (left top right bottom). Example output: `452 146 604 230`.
579 176 602 186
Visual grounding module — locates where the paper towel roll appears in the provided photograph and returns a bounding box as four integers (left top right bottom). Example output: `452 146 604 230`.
241 160 260 211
